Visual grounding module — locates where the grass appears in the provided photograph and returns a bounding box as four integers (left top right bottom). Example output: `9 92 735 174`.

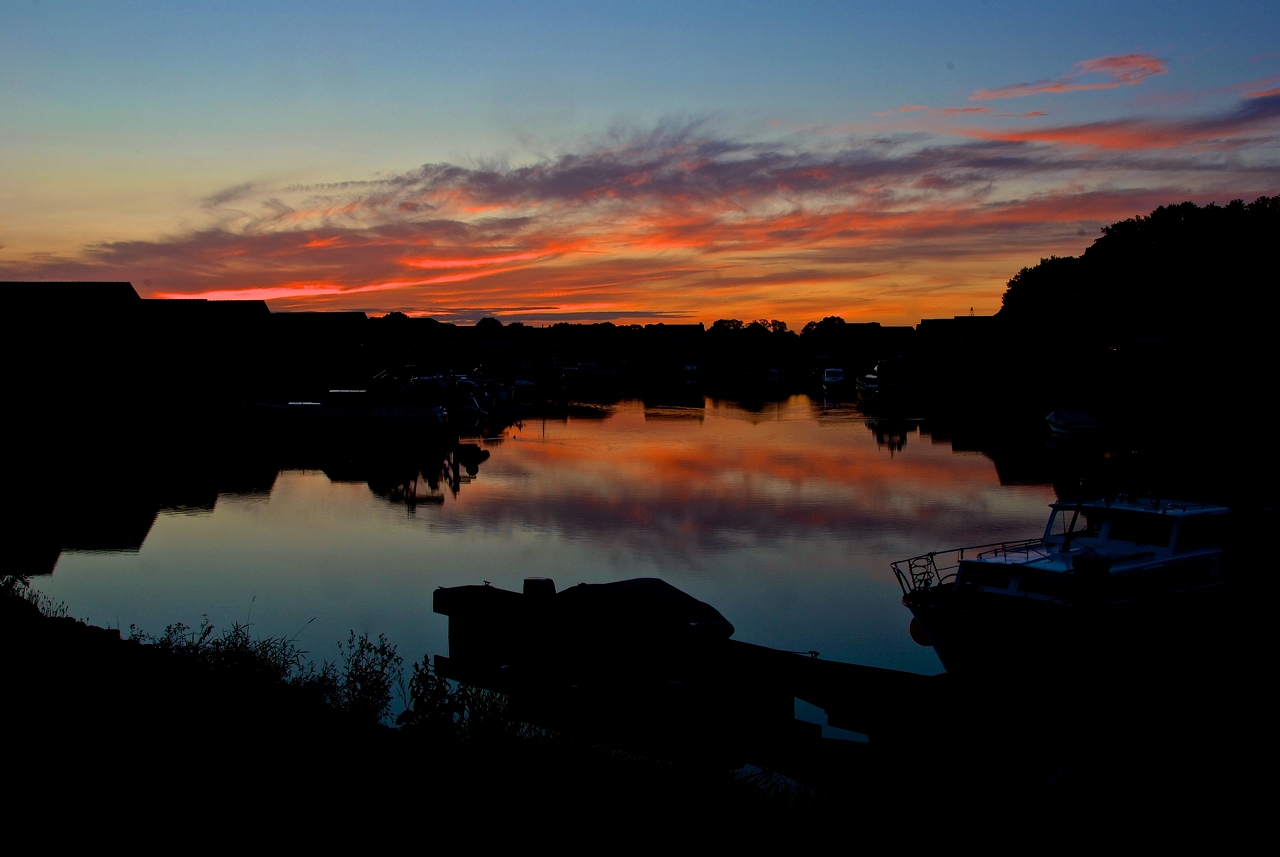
1 572 820 835
9 571 1247 842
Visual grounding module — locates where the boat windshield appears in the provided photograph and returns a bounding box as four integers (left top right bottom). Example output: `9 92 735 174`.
1107 511 1175 548
1174 516 1225 553
1048 507 1102 539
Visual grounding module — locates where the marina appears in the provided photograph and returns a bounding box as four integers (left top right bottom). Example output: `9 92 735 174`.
33 397 1059 684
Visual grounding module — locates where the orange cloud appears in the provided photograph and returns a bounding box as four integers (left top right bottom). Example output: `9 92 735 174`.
156 266 529 302
402 252 544 269
971 53 1168 101
6 103 1276 325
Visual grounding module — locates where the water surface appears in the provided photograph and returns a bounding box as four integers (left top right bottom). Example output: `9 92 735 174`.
42 397 1057 677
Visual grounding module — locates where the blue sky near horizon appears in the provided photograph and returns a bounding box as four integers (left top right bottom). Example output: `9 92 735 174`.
2 2 1278 324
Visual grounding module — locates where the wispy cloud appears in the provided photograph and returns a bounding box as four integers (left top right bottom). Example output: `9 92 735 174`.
971 53 1168 101
962 92 1280 150
3 91 1276 324
875 105 992 117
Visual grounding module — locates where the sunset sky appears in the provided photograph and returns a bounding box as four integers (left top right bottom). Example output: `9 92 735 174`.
2 2 1277 326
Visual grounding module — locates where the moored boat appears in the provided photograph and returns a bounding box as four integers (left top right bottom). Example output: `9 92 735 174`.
892 496 1231 676
1045 409 1101 436
821 366 845 394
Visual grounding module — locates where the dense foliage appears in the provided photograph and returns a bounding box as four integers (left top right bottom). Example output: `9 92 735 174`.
999 196 1280 341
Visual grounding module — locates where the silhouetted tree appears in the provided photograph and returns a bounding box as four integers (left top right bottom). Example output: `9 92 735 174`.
999 196 1280 343
710 318 744 332
800 316 845 339
995 195 1280 417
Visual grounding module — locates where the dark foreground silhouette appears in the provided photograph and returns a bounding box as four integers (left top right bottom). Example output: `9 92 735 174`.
2 572 1262 843
4 197 1274 840
1 577 817 842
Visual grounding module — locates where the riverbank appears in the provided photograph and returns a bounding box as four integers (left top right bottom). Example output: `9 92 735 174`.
1 577 832 841
5 574 1264 844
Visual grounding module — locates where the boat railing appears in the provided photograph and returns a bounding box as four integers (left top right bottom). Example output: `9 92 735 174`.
891 539 1045 596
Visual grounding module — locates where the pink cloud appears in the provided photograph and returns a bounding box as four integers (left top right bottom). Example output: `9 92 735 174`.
932 106 992 116
6 110 1276 323
971 53 1168 101
402 251 544 269
962 91 1280 150
872 105 928 117
155 266 523 302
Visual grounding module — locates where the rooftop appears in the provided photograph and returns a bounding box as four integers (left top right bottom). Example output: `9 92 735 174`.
1051 496 1229 517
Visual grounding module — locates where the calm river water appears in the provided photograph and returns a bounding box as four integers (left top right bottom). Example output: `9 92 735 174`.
41 396 1057 679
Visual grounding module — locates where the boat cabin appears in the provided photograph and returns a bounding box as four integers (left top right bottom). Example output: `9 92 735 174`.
893 496 1230 598
1038 497 1228 560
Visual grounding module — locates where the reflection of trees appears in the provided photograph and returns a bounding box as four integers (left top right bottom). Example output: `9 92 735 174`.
21 447 281 576
367 443 492 510
865 419 911 454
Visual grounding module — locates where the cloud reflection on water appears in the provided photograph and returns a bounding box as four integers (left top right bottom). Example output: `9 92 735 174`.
43 397 1056 677
408 399 1053 567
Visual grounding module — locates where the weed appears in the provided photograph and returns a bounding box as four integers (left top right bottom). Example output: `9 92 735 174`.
1 574 68 618
126 619 403 725
397 656 536 744
336 630 402 725
397 656 459 735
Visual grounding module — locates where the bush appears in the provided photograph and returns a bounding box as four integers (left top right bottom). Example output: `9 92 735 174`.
128 618 403 726
397 656 532 744
336 630 402 725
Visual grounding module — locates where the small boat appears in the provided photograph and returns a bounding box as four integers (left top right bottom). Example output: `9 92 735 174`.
1045 410 1100 436
432 577 934 757
855 356 918 400
891 496 1231 676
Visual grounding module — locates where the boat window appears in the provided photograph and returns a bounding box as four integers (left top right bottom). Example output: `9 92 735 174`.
1174 517 1224 553
1107 512 1174 547
1050 509 1102 538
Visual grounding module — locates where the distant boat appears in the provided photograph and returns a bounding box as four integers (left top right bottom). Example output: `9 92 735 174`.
1045 410 1101 436
892 496 1231 676
855 357 918 400
821 367 845 392
250 389 449 433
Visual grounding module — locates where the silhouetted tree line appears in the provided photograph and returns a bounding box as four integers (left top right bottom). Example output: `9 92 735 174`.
5 195 1274 446
1000 196 1279 340
988 196 1280 423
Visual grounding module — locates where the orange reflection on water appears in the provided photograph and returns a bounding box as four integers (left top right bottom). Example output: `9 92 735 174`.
440 397 1053 563
40 396 1057 676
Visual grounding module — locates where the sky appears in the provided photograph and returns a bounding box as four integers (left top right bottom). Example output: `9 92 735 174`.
2 1 1277 326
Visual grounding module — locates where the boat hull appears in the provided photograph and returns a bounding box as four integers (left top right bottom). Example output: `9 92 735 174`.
905 579 1232 677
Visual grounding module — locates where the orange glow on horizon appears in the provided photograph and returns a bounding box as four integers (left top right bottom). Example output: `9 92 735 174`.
8 78 1275 325
155 268 534 303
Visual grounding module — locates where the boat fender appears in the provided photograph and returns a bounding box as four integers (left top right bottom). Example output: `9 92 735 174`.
909 616 933 647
